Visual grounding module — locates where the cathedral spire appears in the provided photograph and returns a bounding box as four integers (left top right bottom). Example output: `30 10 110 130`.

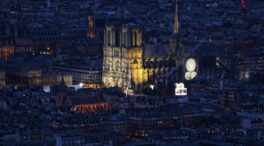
173 0 179 35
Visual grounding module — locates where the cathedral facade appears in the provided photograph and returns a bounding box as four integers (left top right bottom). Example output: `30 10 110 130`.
102 24 144 91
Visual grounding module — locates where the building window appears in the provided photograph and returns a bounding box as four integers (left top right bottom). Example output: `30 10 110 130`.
114 50 119 57
134 32 137 47
123 32 127 46
107 31 111 45
131 32 133 47
116 60 120 71
115 30 120 46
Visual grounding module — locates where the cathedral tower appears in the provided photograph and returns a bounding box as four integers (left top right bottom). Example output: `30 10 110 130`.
170 0 180 55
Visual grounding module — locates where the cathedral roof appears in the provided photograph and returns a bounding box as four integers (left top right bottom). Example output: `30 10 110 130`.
144 44 172 58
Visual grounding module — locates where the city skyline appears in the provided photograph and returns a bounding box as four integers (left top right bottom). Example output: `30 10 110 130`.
0 0 263 146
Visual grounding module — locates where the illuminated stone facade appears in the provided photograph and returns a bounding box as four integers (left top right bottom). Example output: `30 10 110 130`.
103 24 144 90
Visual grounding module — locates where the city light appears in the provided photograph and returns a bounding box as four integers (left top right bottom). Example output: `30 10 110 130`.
43 85 51 93
186 58 196 72
79 83 84 88
175 83 187 96
185 58 197 80
149 84 154 90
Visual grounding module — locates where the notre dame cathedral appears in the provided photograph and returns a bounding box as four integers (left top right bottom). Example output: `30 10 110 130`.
103 1 182 92
102 23 181 92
